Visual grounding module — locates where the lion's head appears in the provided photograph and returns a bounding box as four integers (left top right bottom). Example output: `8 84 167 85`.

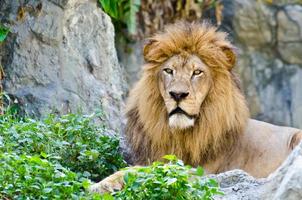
158 54 213 129
125 22 249 166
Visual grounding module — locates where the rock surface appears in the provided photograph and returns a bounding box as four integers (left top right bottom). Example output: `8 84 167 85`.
0 0 126 132
224 0 302 128
213 142 302 200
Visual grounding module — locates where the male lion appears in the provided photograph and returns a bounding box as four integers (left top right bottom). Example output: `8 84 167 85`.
90 22 302 193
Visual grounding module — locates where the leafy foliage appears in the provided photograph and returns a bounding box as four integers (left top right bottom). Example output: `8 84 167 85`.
0 110 126 199
0 113 126 181
98 0 141 35
0 152 102 199
0 25 9 42
107 155 223 200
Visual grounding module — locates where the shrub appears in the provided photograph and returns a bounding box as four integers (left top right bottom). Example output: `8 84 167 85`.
0 113 127 181
0 111 126 199
0 152 101 199
107 155 223 200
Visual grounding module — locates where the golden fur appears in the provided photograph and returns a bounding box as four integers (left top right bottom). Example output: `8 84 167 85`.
125 21 249 166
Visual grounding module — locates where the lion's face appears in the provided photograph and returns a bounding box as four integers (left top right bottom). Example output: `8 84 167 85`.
158 54 213 130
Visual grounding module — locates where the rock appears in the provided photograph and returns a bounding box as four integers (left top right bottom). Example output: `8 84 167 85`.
231 0 275 49
223 0 302 128
117 41 144 87
277 5 302 64
0 0 127 132
213 142 302 199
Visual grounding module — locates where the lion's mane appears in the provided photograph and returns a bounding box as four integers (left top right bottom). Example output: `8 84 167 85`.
125 22 250 166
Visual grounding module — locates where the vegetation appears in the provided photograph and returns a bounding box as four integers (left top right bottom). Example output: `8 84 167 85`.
98 0 141 35
0 103 222 199
109 155 223 200
0 25 9 42
98 0 221 38
0 152 101 199
0 107 126 199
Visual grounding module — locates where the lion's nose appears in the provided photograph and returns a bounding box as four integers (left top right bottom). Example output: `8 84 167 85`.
169 91 189 102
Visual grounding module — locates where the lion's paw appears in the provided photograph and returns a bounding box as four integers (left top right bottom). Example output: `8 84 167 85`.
89 171 125 194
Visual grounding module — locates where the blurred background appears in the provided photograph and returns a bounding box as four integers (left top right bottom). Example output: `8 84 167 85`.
0 0 302 130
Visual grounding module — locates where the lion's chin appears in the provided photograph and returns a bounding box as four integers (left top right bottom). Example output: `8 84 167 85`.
168 114 195 130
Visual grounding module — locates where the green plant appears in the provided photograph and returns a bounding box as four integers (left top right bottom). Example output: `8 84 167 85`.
0 152 102 199
98 0 141 35
0 112 127 181
0 108 127 199
106 155 223 200
0 25 9 42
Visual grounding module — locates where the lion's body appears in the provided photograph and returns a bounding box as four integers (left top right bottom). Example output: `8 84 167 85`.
90 22 302 194
125 62 301 178
204 119 301 177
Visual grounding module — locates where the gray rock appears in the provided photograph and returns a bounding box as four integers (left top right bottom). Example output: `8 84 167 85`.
232 0 275 49
277 5 302 64
117 41 144 87
212 142 302 200
0 0 127 132
227 0 302 128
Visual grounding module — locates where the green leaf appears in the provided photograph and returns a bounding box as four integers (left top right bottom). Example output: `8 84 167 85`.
40 152 48 158
99 0 119 19
122 0 140 34
102 193 114 200
208 178 219 187
162 154 177 162
166 178 177 185
82 179 90 189
43 188 53 193
0 25 9 42
196 166 204 176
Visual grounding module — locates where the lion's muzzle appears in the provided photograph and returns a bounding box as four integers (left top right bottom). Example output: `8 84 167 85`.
168 107 196 130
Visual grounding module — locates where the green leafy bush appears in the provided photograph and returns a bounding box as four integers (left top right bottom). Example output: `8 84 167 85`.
0 111 126 199
108 155 223 200
0 113 126 181
98 0 141 35
0 152 102 199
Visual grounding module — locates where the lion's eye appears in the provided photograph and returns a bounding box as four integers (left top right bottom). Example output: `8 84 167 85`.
163 68 173 75
193 70 203 76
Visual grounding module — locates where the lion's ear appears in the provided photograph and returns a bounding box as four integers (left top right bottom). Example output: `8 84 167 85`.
222 46 237 70
143 39 159 63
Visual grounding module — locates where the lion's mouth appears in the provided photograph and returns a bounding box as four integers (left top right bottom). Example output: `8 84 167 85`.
169 107 195 119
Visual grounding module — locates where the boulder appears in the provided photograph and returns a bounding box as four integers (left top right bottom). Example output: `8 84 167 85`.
214 142 302 199
222 0 302 128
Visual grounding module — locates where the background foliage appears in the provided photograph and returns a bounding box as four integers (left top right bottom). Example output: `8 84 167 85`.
98 0 141 35
98 0 221 38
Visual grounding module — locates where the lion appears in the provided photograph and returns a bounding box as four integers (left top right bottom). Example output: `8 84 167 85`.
90 21 302 194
